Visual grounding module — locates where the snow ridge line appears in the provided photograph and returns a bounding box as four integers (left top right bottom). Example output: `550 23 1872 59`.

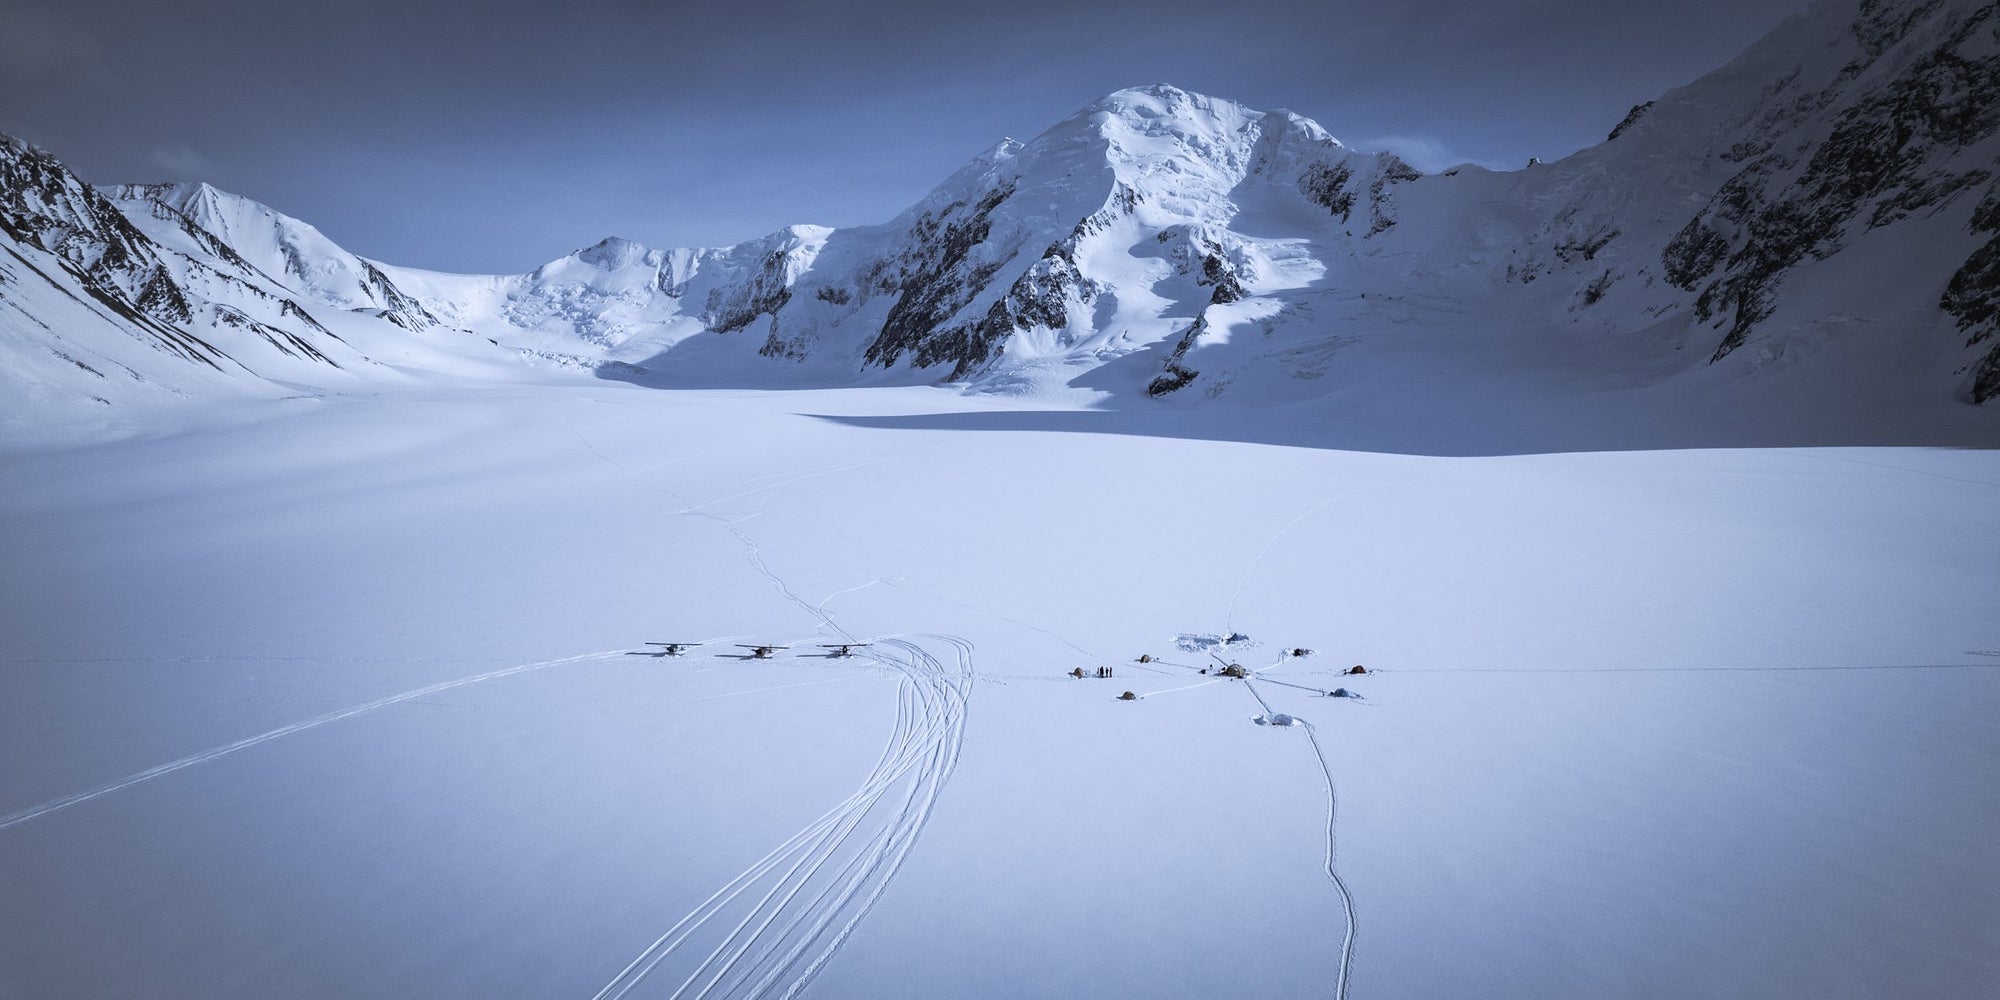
0 648 626 832
588 635 972 1000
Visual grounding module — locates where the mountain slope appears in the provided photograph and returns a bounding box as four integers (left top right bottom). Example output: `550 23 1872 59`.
0 145 569 430
1118 0 2000 410
112 182 444 334
3 0 1997 444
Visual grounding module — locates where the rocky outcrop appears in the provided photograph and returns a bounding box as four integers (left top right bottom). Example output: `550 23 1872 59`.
1943 180 2000 401
862 184 1017 374
1663 1 1999 363
113 181 443 334
10 1 2000 417
1607 102 1655 142
710 248 800 333
1299 154 1421 236
1 136 230 367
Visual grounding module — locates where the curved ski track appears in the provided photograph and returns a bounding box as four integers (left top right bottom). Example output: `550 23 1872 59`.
0 648 626 832
1299 715 1359 1000
591 635 973 1000
1244 678 1358 1000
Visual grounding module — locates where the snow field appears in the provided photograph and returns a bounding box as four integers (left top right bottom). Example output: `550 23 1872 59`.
2 383 1996 998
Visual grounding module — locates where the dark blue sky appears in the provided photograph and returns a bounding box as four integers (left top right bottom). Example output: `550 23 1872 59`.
2 0 1806 273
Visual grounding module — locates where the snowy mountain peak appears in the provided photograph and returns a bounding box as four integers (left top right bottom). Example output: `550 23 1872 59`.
1081 84 1342 152
1088 83 1293 126
972 137 1025 164
106 179 444 332
1088 83 1211 115
571 235 658 270
119 180 224 208
768 223 835 248
6 0 2000 427
1081 85 1275 148
973 84 1376 229
115 181 298 252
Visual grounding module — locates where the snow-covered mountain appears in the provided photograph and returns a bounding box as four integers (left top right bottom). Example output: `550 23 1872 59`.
110 181 444 334
0 136 540 425
0 134 312 410
373 225 832 369
4 0 1997 438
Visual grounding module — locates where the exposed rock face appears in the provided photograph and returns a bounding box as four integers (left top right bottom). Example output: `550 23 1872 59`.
1299 154 1421 235
1607 102 1656 142
5 1 1999 422
942 238 1101 370
1662 0 1999 362
1943 181 2000 401
112 181 441 334
1147 316 1206 397
864 186 1141 378
710 245 806 334
1300 162 1357 219
2 137 228 367
863 184 1018 373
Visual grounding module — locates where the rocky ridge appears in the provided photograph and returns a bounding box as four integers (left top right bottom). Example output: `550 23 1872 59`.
2 0 1996 427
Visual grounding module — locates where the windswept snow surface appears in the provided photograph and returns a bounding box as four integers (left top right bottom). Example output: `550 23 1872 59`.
2 382 1996 999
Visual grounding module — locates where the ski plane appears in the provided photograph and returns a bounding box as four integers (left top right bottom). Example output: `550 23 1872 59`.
819 643 872 658
640 642 702 657
736 644 788 659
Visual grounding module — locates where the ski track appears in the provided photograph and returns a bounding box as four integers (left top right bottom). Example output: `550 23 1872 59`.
405 672 888 710
1300 718 1359 1000
1243 678 1358 1000
568 412 978 997
0 648 626 832
0 655 523 665
1137 676 1231 699
591 635 972 1000
812 578 892 620
877 578 1103 662
1409 662 2000 674
10 418 1985 1000
1223 471 1473 633
1256 675 1338 697
568 424 842 641
565 417 903 643
678 441 958 525
1777 449 2000 490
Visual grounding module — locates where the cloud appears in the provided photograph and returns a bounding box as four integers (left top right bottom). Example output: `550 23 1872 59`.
1349 134 1511 174
148 144 217 177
